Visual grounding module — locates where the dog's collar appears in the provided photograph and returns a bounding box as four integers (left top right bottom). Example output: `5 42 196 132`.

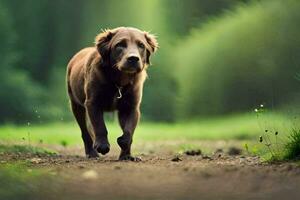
114 77 134 99
115 84 123 99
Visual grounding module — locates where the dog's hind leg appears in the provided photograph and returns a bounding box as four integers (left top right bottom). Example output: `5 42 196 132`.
70 100 99 158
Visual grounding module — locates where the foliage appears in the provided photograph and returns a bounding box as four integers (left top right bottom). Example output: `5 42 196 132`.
0 0 299 123
0 3 44 123
175 0 300 118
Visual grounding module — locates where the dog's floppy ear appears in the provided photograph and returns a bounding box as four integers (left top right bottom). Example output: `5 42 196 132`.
95 28 117 60
144 32 158 65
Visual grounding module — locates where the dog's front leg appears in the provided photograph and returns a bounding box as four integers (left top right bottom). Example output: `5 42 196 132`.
117 107 140 161
85 99 110 155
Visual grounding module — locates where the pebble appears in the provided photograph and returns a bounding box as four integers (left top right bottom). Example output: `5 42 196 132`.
171 156 182 162
202 155 212 160
29 158 42 164
82 170 98 180
184 149 202 156
228 147 242 155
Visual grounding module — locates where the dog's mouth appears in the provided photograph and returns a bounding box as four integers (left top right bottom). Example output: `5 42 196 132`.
122 67 141 74
117 63 142 74
122 69 138 74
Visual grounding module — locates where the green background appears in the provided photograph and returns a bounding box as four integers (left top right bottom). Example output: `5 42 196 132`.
0 0 299 124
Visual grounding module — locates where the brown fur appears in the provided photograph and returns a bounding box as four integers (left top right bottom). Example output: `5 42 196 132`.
66 27 158 160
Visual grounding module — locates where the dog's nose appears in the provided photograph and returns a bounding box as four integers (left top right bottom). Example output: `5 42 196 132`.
127 56 139 63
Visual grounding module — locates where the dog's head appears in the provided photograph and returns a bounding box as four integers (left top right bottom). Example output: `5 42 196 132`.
95 27 158 73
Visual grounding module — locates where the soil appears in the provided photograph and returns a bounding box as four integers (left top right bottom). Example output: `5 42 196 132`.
1 141 300 200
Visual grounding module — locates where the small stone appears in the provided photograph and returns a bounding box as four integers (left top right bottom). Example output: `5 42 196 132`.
82 170 98 180
29 158 42 164
184 149 202 156
133 157 142 162
239 158 246 164
202 155 212 160
228 147 242 155
171 156 182 162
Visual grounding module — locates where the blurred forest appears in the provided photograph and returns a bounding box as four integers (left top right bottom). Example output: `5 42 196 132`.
0 0 299 124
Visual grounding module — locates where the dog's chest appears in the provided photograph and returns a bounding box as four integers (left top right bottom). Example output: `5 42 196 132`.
100 86 123 111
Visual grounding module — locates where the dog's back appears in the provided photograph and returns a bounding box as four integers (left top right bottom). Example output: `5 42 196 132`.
67 47 96 106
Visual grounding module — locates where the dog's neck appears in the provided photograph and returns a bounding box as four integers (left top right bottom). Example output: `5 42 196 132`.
114 71 136 87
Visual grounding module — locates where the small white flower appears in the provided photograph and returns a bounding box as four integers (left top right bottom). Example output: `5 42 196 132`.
260 104 264 108
254 109 258 112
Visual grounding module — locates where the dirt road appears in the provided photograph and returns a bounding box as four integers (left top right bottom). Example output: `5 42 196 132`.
1 141 300 200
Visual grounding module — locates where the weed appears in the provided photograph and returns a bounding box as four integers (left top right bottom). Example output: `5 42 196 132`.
284 129 300 160
244 143 249 154
60 140 68 147
254 104 300 161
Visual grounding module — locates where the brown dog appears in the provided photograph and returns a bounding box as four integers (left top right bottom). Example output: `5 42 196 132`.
66 27 158 160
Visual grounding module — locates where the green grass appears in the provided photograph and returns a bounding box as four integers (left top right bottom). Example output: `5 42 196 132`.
0 163 61 200
251 127 300 162
284 129 300 160
0 144 56 156
0 113 294 146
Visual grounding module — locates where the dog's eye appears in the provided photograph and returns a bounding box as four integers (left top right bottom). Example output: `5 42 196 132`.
137 42 145 49
116 41 127 49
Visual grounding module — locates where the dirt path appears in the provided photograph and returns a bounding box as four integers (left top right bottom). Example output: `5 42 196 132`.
1 141 300 200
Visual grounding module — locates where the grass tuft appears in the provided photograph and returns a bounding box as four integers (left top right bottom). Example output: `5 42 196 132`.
284 129 300 160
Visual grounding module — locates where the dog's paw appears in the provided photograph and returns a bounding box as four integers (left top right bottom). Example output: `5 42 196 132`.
119 155 142 162
86 149 99 158
117 136 131 150
93 140 110 155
